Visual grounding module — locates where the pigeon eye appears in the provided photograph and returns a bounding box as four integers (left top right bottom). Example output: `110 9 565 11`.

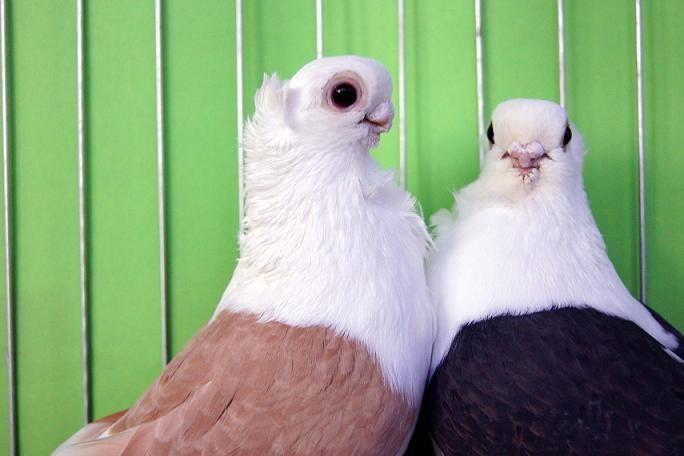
330 83 358 109
563 125 572 146
487 122 495 144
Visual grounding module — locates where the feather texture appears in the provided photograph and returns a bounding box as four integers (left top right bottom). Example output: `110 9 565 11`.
426 308 684 455
55 311 417 455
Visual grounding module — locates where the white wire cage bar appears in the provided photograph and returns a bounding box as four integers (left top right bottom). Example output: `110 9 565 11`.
474 0 485 166
0 0 15 452
557 0 566 108
235 0 245 234
635 0 647 303
155 0 170 367
398 0 407 189
316 0 324 59
75 0 90 426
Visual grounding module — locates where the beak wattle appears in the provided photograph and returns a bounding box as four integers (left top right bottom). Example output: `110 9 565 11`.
362 101 394 134
502 141 549 176
363 116 390 133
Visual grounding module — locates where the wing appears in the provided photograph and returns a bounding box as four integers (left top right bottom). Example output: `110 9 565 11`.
55 311 415 455
425 307 684 456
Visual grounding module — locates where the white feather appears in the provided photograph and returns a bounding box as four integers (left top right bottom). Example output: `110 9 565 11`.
216 56 434 405
430 98 678 373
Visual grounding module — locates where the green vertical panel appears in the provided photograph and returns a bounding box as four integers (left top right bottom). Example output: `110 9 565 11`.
406 0 479 220
165 1 238 355
87 0 161 420
243 0 315 117
644 1 684 329
325 0 399 169
10 1 83 454
483 0 559 113
566 0 639 295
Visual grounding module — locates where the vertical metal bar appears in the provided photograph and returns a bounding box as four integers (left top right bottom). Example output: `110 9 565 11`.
76 0 90 424
398 0 406 189
0 0 14 452
236 0 245 233
635 0 647 303
316 0 323 59
557 0 566 108
154 0 169 365
475 0 485 165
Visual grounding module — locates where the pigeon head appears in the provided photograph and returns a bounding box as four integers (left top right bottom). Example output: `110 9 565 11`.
286 55 393 147
481 99 584 197
248 56 394 152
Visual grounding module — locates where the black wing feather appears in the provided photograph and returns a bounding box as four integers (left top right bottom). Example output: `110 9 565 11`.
424 307 684 456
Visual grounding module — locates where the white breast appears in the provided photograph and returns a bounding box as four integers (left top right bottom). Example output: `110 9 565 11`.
429 183 678 373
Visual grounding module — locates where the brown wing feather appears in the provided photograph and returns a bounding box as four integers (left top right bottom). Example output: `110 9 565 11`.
55 410 127 454
56 311 415 455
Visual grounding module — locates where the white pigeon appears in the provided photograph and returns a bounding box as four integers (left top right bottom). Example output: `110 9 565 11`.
423 99 684 454
54 56 434 455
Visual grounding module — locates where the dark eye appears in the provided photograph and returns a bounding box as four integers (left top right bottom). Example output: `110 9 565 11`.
487 122 495 144
563 125 572 146
330 83 357 109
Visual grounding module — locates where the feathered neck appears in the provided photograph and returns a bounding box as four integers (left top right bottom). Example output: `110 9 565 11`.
217 113 433 404
430 172 678 370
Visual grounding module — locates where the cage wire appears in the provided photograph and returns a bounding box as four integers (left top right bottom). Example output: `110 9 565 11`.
1 0 14 453
155 0 170 371
76 0 89 428
0 1 650 453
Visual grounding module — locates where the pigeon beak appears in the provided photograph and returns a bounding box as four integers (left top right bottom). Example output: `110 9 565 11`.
362 101 394 134
502 141 550 176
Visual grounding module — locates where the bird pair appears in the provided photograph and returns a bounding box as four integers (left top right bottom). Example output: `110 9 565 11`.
55 56 683 455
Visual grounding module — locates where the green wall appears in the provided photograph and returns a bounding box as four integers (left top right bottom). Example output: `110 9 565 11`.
0 0 681 454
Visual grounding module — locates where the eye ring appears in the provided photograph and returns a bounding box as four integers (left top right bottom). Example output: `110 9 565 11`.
487 122 495 144
563 125 572 146
324 72 364 112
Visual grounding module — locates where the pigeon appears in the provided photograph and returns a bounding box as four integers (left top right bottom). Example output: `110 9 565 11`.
54 56 434 455
423 99 684 455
